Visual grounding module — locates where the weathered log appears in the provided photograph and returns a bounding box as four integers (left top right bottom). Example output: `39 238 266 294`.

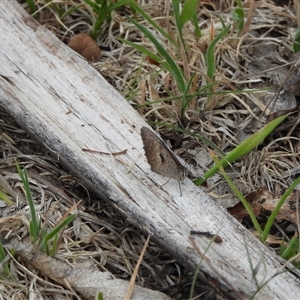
0 2 300 299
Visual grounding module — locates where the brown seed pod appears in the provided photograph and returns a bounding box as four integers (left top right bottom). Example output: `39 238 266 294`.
68 32 101 62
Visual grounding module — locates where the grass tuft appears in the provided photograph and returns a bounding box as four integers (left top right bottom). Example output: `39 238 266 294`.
16 160 76 256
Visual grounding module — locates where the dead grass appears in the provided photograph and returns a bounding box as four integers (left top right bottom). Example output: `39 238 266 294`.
0 111 223 298
2 0 300 299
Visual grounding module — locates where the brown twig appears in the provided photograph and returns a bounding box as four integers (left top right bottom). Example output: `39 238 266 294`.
82 148 127 156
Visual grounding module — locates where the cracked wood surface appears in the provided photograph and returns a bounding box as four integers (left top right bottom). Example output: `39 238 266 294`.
1 2 300 299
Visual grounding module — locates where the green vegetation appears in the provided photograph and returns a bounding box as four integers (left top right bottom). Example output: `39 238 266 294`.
0 242 13 279
232 0 244 36
194 114 288 186
213 151 300 246
16 161 76 256
84 0 129 39
293 25 300 53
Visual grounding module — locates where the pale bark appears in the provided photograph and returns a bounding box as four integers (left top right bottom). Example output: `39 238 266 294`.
0 2 300 299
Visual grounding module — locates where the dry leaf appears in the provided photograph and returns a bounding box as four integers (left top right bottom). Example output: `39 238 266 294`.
228 187 299 224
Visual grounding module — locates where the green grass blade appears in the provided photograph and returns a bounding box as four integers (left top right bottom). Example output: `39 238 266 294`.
109 0 130 12
172 0 182 33
128 1 178 47
26 0 36 15
87 0 129 39
83 0 101 13
212 152 262 234
262 176 300 242
206 25 231 80
50 234 59 257
119 38 162 62
29 221 35 242
89 1 108 38
180 0 200 28
232 7 244 36
194 114 288 186
0 190 13 206
60 5 83 20
181 72 196 112
293 25 300 53
0 242 5 261
39 214 76 253
16 161 40 243
0 241 11 277
97 292 104 300
280 237 299 260
128 16 186 93
190 237 217 298
192 11 202 38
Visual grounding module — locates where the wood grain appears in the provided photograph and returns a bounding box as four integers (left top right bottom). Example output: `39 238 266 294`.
0 2 300 299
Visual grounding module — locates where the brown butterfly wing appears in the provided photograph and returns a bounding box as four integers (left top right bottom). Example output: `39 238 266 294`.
141 127 185 181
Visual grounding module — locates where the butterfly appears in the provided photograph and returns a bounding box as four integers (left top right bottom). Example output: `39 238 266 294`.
141 127 187 195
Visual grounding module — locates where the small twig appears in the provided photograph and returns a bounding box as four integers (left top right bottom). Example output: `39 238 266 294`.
82 148 127 156
190 230 223 243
